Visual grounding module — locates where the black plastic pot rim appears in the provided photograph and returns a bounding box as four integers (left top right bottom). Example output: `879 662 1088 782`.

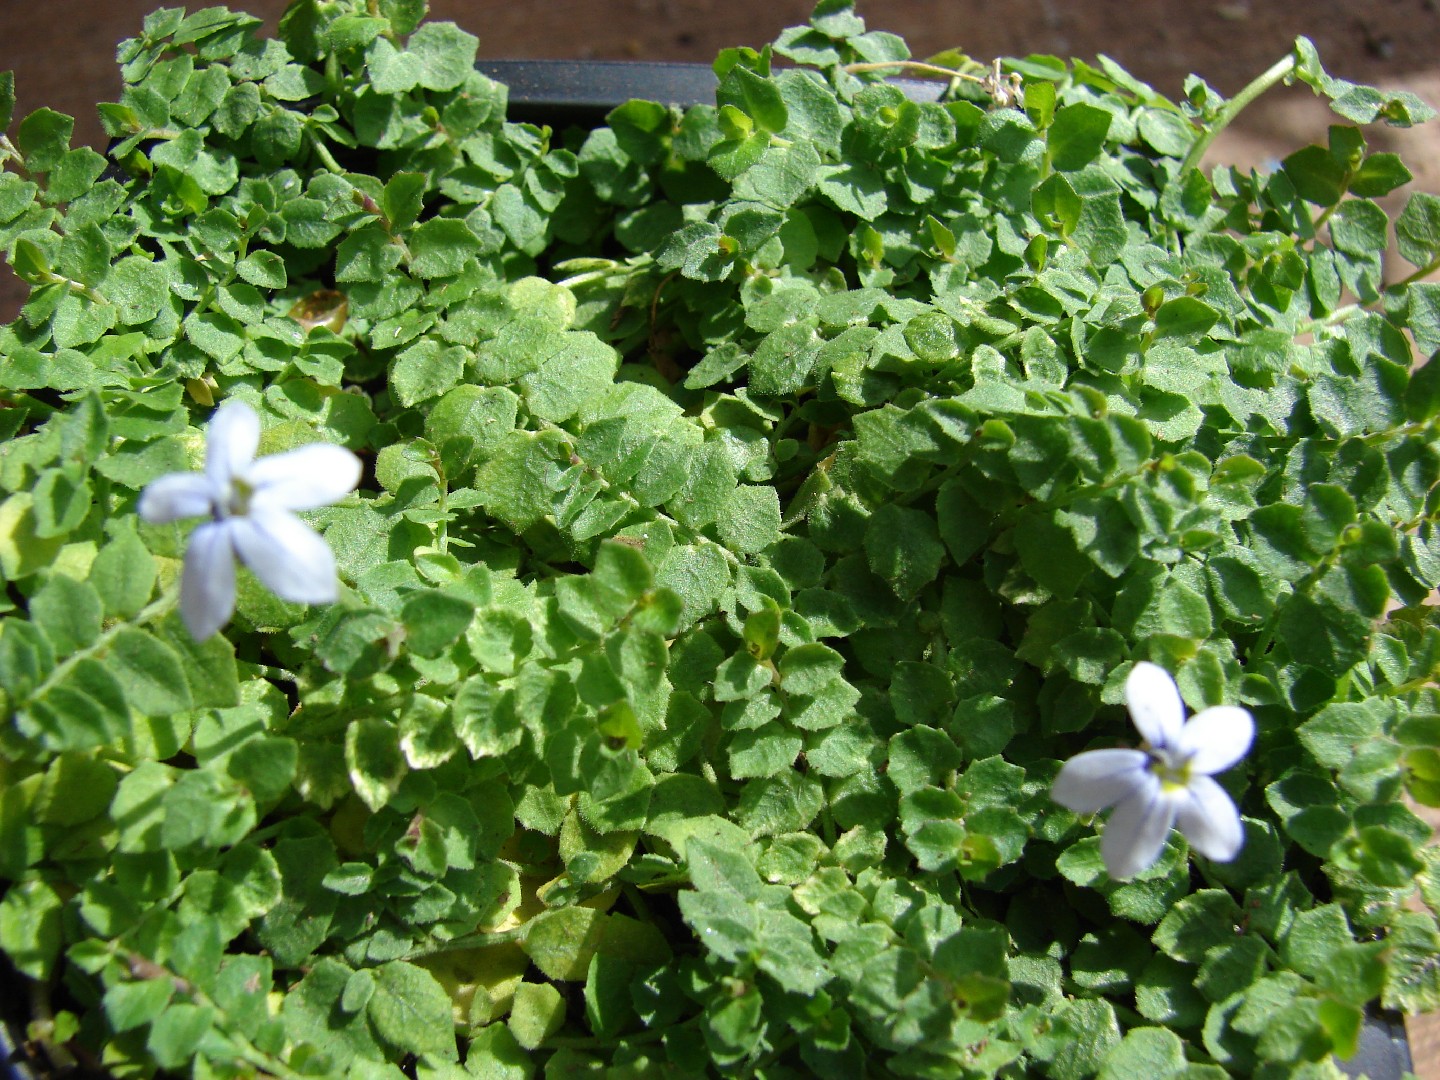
475 57 949 126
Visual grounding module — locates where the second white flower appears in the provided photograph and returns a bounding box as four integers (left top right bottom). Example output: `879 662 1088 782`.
1051 661 1255 879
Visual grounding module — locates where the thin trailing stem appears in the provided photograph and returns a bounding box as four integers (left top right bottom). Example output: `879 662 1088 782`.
841 60 986 85
26 587 177 707
554 266 613 289
1390 255 1440 289
1178 53 1299 175
307 130 345 175
1382 674 1440 699
0 134 24 170
1296 303 1362 335
402 925 528 959
36 270 109 305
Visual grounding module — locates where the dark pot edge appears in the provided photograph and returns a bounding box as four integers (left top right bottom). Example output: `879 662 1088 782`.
1343 1007 1413 1079
475 58 948 125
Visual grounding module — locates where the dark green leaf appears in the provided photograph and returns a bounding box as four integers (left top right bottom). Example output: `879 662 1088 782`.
1047 103 1111 171
368 961 458 1060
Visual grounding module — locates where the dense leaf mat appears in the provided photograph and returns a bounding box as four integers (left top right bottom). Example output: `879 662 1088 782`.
2 1 1440 1075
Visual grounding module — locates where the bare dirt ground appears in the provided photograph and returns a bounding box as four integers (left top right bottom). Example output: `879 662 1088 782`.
2 1 1439 1070
4 0 1440 316
5 0 1439 129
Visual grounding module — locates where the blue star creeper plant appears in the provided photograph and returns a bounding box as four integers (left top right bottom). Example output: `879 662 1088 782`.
4 1 1440 1077
139 399 361 639
1053 661 1254 878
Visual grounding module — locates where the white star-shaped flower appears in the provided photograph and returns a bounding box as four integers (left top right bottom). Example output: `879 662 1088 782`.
138 400 362 641
1052 661 1255 879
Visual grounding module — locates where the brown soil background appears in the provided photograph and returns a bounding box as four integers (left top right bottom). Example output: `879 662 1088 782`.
2 1 1440 1070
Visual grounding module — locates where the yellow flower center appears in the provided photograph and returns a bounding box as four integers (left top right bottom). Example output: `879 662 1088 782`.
1148 747 1194 792
223 476 255 518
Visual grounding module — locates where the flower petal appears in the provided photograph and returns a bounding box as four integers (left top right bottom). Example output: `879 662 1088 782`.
247 443 362 512
1177 705 1255 775
138 473 216 523
1125 661 1186 749
1100 773 1176 879
1051 749 1150 814
1175 775 1245 862
205 400 260 489
180 522 237 641
229 509 339 605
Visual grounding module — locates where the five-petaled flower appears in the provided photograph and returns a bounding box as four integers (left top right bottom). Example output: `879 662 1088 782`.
1051 661 1255 879
138 400 362 641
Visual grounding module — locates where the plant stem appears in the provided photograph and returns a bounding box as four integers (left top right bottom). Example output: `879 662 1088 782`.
841 60 985 86
555 267 612 289
40 271 108 305
1390 256 1440 290
308 131 345 176
250 663 299 684
27 983 78 1071
1178 53 1298 175
550 1018 708 1052
27 588 177 707
402 926 527 959
1382 674 1440 698
1296 303 1361 335
622 882 655 923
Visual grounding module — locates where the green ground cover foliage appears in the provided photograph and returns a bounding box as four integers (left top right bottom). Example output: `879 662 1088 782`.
2 1 1440 1075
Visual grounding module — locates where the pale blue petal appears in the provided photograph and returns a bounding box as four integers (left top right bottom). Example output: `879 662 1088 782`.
138 473 216 523
180 522 237 640
1052 749 1149 814
205 400 260 489
1100 773 1176 879
1178 706 1255 775
1125 661 1186 749
247 443 362 512
1176 776 1245 862
230 509 338 605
